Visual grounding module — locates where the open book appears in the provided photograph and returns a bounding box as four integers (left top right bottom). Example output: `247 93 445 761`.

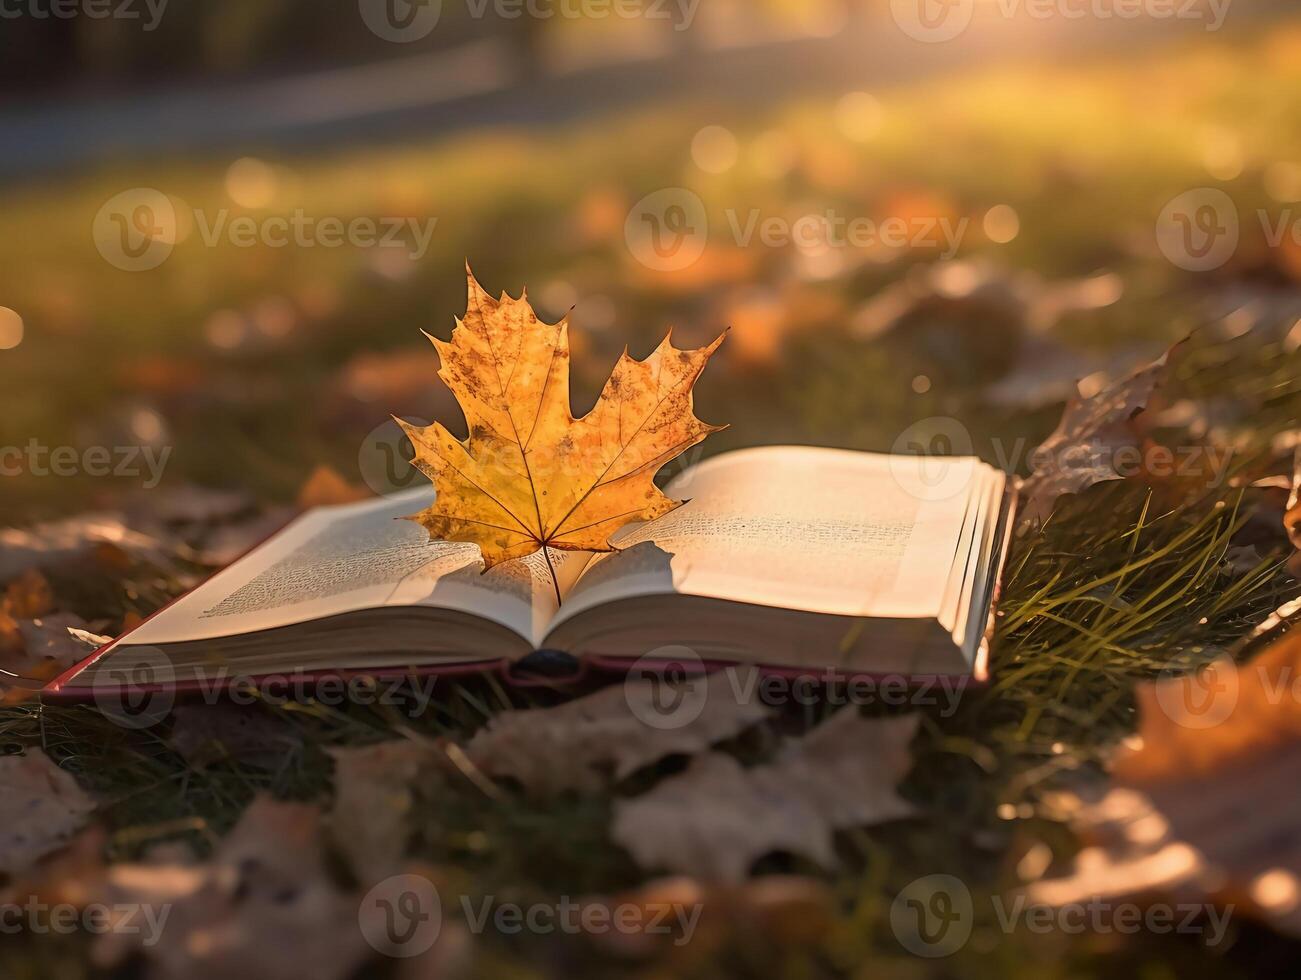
50 446 1016 693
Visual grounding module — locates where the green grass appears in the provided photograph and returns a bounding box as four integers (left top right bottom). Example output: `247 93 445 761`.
3 395 1297 977
5 22 1301 515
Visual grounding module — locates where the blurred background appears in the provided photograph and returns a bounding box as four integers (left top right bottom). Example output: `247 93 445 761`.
2 0 1300 516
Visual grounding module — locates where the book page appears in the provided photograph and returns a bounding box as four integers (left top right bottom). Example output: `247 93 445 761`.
115 488 574 648
551 445 986 630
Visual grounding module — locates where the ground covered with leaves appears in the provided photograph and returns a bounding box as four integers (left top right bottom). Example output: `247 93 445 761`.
3 21 1301 980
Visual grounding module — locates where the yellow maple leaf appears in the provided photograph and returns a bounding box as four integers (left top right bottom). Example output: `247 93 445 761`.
399 267 725 580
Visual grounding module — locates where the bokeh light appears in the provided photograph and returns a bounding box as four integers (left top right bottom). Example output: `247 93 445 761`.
983 205 1021 244
0 307 22 350
224 157 279 209
691 125 740 174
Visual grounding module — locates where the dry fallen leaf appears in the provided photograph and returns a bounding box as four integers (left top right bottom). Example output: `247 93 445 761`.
3 568 56 618
581 874 834 960
0 513 177 579
67 625 114 649
95 795 370 980
0 825 109 912
16 612 93 671
327 739 442 883
1019 343 1182 525
0 606 21 660
401 267 725 573
1027 628 1301 936
611 710 918 881
168 702 302 771
130 483 256 530
0 749 97 874
465 667 771 796
296 464 373 509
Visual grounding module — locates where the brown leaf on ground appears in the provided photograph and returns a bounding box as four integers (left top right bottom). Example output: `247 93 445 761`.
1027 628 1301 936
611 710 918 881
1019 343 1182 525
465 667 771 796
0 607 21 659
168 703 303 771
327 739 443 884
3 568 56 618
0 826 109 911
0 749 97 874
15 612 93 672
401 266 725 570
94 795 370 980
139 484 256 528
297 464 373 509
0 662 62 705
0 514 177 579
580 875 835 960
0 603 86 702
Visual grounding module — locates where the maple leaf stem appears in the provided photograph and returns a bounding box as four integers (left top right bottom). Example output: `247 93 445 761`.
543 544 563 607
